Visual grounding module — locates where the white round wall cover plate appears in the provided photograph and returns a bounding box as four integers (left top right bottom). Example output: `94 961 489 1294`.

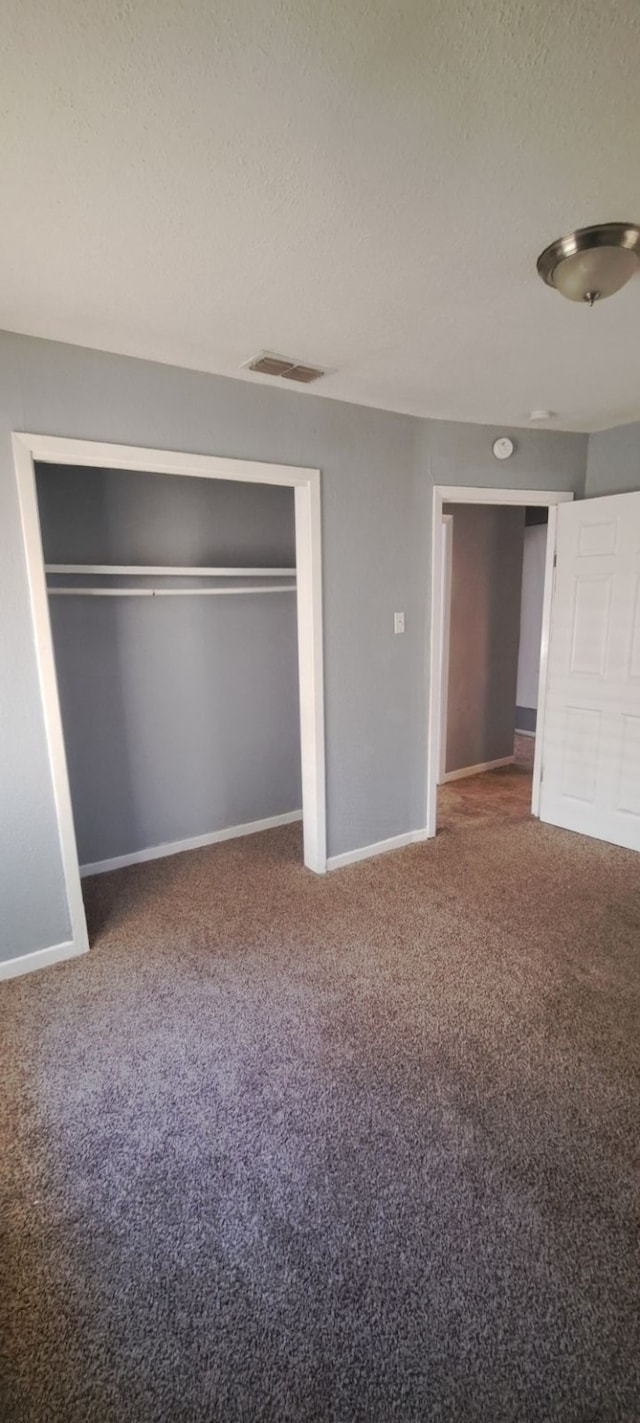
492 436 514 460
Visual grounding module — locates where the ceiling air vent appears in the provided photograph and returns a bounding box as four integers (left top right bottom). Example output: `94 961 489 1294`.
282 364 324 383
245 352 325 384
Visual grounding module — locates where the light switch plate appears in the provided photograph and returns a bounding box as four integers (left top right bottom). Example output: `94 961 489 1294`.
394 611 405 634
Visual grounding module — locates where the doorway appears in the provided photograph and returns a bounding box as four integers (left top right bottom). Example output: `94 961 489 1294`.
426 485 574 839
438 501 540 831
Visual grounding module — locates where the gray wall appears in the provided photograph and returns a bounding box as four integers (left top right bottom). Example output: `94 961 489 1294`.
36 463 296 565
37 466 300 866
516 522 547 730
420 420 588 495
585 421 640 497
444 506 525 773
0 330 588 964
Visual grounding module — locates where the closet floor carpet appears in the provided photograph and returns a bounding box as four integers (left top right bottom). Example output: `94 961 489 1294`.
2 819 640 1422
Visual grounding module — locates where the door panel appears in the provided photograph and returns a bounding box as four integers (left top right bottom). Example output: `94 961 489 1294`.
539 491 640 851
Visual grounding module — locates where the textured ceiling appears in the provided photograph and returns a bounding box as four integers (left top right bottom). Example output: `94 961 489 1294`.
2 0 640 431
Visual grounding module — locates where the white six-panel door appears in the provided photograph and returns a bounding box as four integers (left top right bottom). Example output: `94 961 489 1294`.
539 491 640 851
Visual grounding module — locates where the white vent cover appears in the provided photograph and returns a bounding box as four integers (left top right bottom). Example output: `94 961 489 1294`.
245 352 325 384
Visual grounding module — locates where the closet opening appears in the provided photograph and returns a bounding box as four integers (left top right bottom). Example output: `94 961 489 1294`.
14 435 326 969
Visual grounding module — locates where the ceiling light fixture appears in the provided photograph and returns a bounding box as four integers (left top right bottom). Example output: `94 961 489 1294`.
536 222 640 306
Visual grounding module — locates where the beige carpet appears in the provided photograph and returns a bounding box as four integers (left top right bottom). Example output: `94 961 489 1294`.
2 810 640 1421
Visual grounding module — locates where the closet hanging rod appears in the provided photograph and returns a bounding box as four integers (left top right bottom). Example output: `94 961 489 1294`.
44 564 297 577
47 585 296 598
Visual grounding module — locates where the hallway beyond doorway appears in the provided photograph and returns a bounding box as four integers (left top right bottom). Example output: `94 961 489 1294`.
438 733 534 834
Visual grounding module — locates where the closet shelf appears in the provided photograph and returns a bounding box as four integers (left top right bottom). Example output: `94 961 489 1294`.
47 585 296 598
45 564 296 577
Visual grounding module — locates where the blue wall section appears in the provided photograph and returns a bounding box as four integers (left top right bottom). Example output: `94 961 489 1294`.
586 422 640 497
0 331 588 963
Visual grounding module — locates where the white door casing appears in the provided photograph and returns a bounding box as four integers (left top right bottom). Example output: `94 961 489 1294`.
539 491 640 851
426 486 573 838
8 433 327 980
438 514 453 784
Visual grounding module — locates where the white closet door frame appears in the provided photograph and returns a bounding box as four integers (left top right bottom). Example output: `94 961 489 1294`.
12 433 327 967
426 484 575 839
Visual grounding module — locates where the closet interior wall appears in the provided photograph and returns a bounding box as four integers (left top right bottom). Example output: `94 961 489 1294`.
36 463 302 869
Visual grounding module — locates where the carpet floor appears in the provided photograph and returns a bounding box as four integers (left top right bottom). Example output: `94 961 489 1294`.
437 734 536 834
2 808 640 1421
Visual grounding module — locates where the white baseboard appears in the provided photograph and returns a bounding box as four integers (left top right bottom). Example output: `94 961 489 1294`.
327 828 428 872
80 810 303 877
514 728 536 739
442 756 514 784
0 937 87 981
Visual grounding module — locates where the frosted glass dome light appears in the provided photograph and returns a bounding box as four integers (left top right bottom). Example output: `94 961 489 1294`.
537 223 640 306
